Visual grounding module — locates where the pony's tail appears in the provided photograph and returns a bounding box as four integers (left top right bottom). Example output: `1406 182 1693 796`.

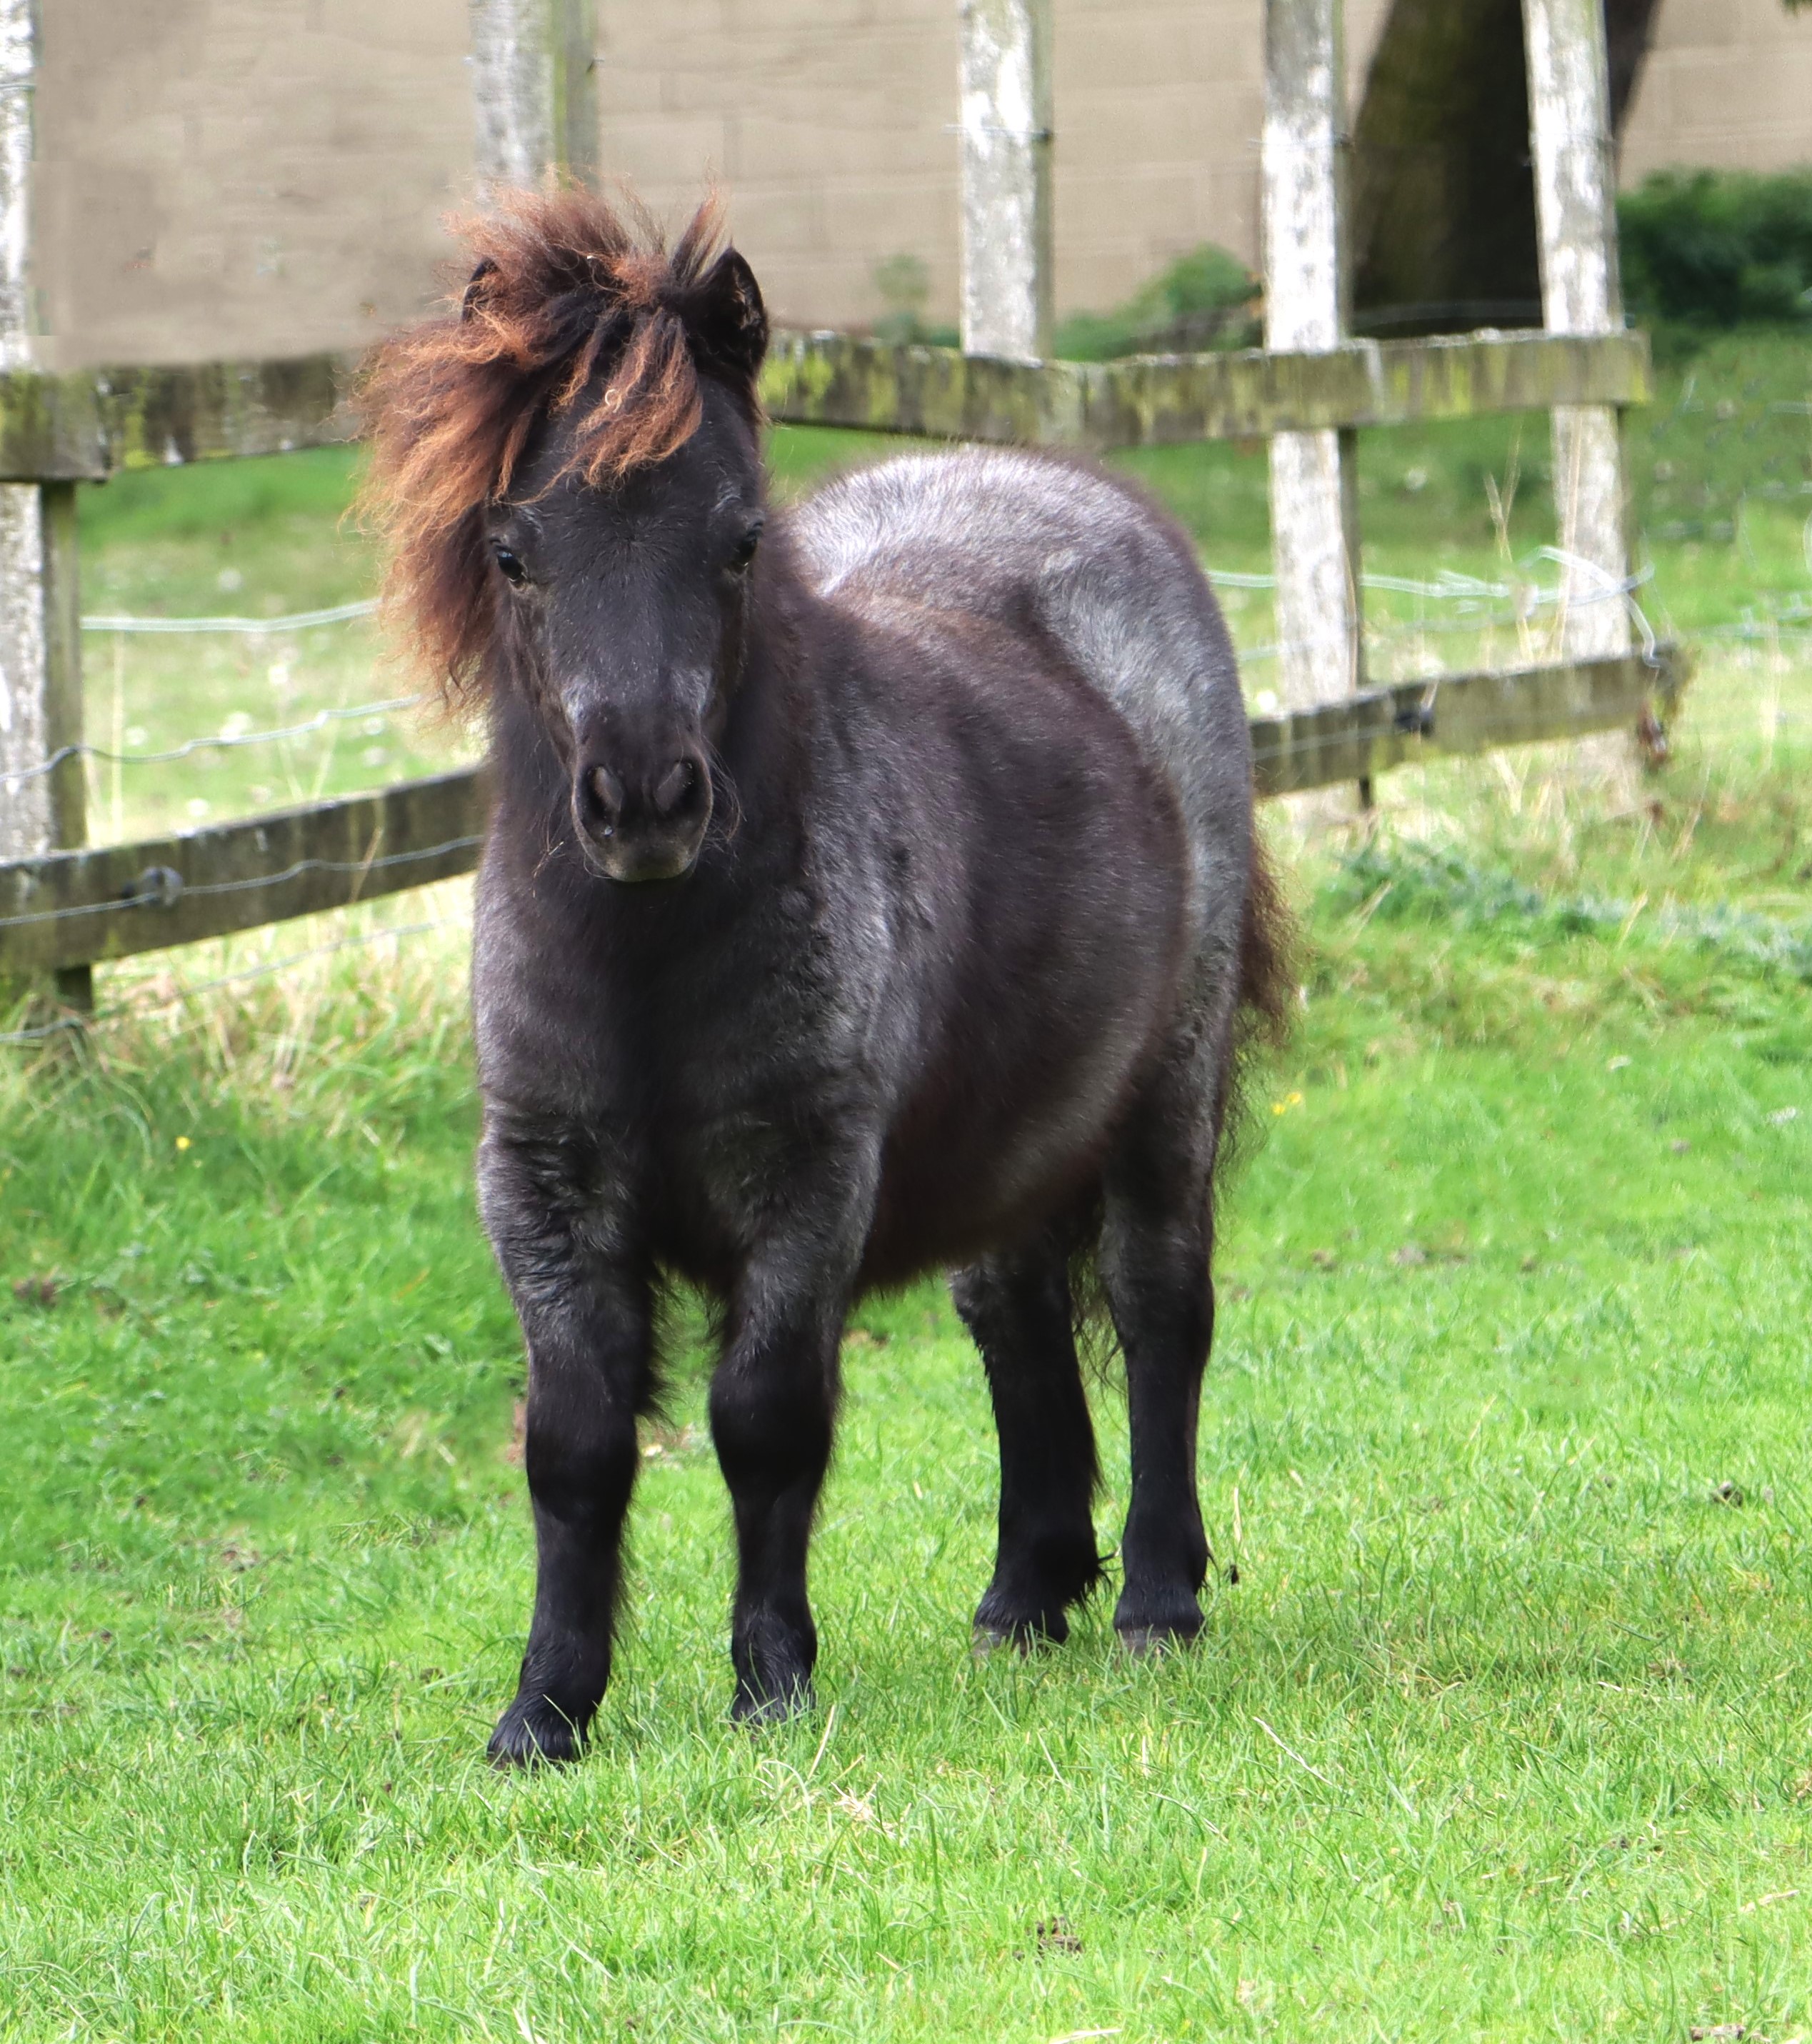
1067 816 1295 1378
1237 826 1296 1049
1218 820 1297 1166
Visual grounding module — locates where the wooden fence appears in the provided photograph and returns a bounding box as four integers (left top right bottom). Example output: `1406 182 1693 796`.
0 0 1684 1004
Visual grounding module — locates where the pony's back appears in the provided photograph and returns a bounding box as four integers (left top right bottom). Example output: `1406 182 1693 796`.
792 448 1257 961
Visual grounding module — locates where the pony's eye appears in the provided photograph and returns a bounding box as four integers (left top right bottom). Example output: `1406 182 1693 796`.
726 520 764 574
494 547 527 587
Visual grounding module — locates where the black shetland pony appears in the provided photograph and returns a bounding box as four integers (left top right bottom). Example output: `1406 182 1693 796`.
363 191 1290 1764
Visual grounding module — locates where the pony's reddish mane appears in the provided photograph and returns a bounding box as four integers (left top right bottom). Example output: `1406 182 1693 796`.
359 189 745 702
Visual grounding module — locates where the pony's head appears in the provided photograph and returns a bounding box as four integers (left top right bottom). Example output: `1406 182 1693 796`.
361 189 769 883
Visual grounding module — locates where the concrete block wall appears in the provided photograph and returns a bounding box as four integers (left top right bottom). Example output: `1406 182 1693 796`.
1053 0 1266 321
29 0 1812 371
1621 0 1812 181
599 0 1277 334
36 0 472 369
594 0 959 336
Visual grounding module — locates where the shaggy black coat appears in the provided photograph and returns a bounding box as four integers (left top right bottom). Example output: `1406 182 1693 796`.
361 191 1288 1763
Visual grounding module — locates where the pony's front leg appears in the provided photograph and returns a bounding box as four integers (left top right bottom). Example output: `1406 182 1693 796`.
709 1156 875 1723
479 1125 651 1766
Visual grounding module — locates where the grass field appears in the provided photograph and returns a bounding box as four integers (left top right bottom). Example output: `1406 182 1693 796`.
3 335 1811 2040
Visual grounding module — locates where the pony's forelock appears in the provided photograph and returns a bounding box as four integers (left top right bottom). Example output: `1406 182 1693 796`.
357 189 744 706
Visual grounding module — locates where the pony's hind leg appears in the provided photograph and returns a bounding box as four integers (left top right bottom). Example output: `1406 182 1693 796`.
951 1232 1103 1647
1098 1057 1222 1651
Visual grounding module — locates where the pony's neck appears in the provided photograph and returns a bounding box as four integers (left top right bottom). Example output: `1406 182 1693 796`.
709 536 821 861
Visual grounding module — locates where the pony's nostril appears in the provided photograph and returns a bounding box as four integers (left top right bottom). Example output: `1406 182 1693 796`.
578 757 705 853
584 765 624 838
654 758 699 818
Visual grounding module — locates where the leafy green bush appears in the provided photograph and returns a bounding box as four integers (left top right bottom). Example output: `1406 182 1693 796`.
864 244 1261 359
1054 243 1261 361
1618 168 1812 328
869 253 958 349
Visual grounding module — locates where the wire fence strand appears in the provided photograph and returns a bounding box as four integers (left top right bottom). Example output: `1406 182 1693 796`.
79 597 379 634
1 693 425 787
6 555 1707 783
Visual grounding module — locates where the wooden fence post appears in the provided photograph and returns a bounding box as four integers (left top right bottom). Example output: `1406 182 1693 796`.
958 0 1053 361
1262 0 1365 726
471 0 599 194
1522 0 1631 662
0 0 87 1010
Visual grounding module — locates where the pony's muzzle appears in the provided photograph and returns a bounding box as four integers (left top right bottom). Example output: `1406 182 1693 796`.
574 745 713 883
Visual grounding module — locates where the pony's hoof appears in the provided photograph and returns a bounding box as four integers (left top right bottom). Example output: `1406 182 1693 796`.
731 1678 816 1727
972 1591 1073 1652
487 1693 589 1767
1116 1618 1203 1658
971 1616 1063 1658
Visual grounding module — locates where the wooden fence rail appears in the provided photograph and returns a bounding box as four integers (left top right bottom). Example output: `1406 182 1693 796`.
0 354 356 484
761 328 1651 450
0 647 1685 981
0 772 486 979
0 328 1651 484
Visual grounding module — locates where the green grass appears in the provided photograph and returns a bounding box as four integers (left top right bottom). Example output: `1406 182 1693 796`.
5 327 1808 2042
6 659 1812 2041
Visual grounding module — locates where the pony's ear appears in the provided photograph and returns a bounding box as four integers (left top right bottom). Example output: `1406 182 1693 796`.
461 257 498 323
688 248 768 386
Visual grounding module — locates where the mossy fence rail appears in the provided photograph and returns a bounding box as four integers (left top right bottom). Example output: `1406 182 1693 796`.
0 0 1685 997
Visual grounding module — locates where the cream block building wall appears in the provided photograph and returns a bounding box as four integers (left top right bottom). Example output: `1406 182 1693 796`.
36 0 472 368
29 0 1812 371
1621 0 1812 181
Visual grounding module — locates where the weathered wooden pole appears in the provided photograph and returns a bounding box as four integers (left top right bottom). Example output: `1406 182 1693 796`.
1522 0 1630 661
1262 0 1364 720
957 0 1053 361
470 0 599 194
0 0 87 1010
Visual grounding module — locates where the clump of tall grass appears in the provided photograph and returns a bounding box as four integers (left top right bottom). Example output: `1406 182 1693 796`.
1 881 475 1143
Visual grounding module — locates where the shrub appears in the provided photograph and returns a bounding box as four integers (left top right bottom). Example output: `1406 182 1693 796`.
1054 244 1261 361
869 252 958 349
864 243 1261 359
1618 168 1812 327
